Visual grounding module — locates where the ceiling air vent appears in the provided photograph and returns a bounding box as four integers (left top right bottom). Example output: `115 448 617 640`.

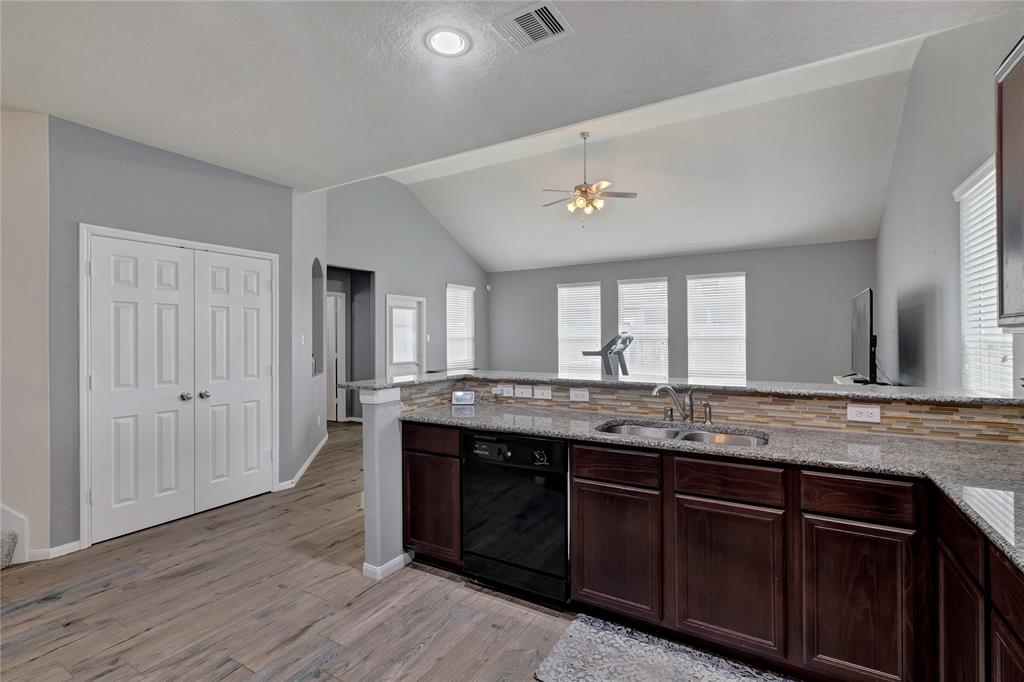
492 3 573 52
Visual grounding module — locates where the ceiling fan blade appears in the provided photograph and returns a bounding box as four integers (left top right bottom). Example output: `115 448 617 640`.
542 189 573 193
598 191 638 198
542 197 573 207
590 180 612 191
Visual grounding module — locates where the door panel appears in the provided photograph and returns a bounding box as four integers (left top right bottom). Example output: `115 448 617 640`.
671 495 786 659
89 236 195 542
194 250 274 511
938 543 985 682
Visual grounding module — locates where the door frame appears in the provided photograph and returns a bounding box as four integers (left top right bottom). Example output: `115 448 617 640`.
385 294 427 380
326 291 347 421
78 222 281 550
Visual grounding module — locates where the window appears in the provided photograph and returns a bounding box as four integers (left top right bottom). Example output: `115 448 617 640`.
687 273 746 385
558 282 602 377
617 277 668 376
955 158 1013 396
446 283 475 371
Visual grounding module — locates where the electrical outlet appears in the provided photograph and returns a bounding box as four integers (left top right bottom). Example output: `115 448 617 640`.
847 404 881 423
494 384 514 397
533 385 552 400
570 387 590 402
514 385 533 398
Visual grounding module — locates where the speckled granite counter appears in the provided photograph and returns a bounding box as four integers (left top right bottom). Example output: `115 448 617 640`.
401 403 1024 572
342 369 1024 407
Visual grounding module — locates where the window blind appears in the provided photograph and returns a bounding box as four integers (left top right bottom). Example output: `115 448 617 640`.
687 273 746 385
446 283 475 371
955 158 1013 397
618 277 668 377
558 282 602 377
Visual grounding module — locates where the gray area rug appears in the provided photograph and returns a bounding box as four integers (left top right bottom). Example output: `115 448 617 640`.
535 614 799 682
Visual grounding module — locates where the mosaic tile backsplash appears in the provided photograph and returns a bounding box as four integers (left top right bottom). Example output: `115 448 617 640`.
431 379 1024 444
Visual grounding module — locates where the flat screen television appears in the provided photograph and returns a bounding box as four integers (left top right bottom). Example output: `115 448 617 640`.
851 288 877 383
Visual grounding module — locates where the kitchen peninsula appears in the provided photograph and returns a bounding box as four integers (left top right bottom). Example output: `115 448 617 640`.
344 370 1024 682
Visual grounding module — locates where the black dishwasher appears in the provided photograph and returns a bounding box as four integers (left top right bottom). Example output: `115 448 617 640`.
461 431 568 603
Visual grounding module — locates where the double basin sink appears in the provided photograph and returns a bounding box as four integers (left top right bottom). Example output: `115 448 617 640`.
597 421 769 447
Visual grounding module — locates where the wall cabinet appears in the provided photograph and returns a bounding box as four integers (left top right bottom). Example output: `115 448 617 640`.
402 424 461 565
669 494 786 659
571 476 662 623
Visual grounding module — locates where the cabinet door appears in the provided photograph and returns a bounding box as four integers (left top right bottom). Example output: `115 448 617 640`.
938 544 985 682
801 513 916 682
993 612 1024 682
571 478 661 622
402 450 460 564
670 495 786 659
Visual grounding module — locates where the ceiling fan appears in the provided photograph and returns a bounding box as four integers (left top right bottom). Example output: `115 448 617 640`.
542 131 637 220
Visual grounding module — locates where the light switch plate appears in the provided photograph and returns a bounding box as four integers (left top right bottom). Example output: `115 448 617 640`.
847 404 881 423
533 385 552 400
514 385 533 398
570 387 590 402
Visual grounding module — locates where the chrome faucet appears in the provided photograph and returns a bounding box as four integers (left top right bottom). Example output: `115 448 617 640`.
652 385 695 422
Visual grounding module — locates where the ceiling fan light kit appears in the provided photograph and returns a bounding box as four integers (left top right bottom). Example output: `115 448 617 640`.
542 131 638 225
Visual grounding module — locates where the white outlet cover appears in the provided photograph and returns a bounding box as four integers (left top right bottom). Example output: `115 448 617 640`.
570 387 590 402
847 404 881 423
514 385 533 398
534 385 552 400
498 384 514 397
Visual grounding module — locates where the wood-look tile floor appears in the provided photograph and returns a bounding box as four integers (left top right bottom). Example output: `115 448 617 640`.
1 423 572 681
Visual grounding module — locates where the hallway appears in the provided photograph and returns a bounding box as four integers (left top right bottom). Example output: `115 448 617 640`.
0 423 570 681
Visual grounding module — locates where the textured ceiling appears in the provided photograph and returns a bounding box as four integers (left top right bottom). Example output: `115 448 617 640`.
409 71 909 272
2 1 1018 189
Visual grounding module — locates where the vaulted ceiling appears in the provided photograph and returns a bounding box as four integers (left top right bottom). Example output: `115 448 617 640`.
2 1 1017 190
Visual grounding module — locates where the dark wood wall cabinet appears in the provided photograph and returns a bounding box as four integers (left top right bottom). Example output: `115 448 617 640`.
997 35 1024 327
400 424 1024 682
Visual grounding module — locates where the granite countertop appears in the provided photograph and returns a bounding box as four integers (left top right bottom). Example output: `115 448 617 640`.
401 403 1024 572
340 369 1024 407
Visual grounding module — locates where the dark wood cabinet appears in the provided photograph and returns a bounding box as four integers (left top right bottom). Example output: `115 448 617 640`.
571 477 662 623
402 449 461 564
997 36 1024 327
937 543 985 682
669 494 786 659
993 613 1024 682
801 513 917 681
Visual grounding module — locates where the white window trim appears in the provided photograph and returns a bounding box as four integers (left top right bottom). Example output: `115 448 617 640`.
446 283 476 371
385 294 427 381
686 271 747 385
557 281 602 377
617 276 669 377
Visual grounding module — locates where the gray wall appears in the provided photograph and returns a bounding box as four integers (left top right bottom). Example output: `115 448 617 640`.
325 177 489 375
875 10 1024 390
48 118 294 544
488 239 876 383
290 190 327 476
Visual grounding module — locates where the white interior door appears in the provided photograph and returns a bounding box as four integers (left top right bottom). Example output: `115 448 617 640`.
194 250 274 511
89 236 196 542
386 294 426 380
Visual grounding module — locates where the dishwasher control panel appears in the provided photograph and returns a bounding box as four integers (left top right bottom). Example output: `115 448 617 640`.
463 432 566 472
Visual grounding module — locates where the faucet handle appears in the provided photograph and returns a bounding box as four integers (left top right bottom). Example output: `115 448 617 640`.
664 406 674 421
701 400 712 425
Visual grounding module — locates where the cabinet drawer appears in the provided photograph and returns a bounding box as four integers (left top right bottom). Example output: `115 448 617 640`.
800 471 917 526
937 492 986 584
673 457 785 507
572 444 661 488
402 423 459 457
991 546 1024 639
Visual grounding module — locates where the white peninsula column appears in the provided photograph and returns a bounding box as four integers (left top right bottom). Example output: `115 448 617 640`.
359 387 412 579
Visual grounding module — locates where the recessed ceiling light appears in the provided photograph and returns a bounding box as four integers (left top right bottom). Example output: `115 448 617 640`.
426 28 470 57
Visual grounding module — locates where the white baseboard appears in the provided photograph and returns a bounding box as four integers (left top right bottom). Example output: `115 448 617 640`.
27 541 81 562
363 552 413 580
1 504 29 564
275 432 328 491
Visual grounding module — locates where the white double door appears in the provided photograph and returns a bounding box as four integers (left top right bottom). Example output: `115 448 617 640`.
89 235 274 543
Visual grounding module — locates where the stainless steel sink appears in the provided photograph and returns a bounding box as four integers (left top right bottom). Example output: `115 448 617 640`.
678 431 768 447
599 424 681 439
596 421 768 447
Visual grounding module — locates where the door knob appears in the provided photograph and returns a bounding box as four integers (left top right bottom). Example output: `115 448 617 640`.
179 392 193 402
198 390 212 400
